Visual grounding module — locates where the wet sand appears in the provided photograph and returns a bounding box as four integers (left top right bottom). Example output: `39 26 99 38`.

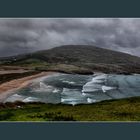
0 72 55 102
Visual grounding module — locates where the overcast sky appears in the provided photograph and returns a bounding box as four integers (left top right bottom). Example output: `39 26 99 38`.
0 18 140 57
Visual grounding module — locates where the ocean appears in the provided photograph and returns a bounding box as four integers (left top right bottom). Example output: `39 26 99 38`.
5 73 140 105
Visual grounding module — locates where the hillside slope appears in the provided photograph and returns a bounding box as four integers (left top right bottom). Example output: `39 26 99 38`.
1 45 140 74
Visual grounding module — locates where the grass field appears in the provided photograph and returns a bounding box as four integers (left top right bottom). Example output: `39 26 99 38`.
0 97 140 121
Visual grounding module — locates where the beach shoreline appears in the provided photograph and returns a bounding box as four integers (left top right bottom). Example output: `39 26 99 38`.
0 71 55 102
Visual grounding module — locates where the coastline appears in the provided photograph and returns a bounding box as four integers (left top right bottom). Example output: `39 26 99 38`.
0 71 55 102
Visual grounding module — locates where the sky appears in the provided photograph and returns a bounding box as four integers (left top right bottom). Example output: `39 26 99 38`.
0 18 140 57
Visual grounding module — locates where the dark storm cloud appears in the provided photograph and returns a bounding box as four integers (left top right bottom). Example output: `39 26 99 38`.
0 18 140 57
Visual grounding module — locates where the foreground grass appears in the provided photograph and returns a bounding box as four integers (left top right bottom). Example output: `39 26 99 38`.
0 97 140 121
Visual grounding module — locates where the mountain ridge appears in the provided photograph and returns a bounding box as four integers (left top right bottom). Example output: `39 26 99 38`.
1 45 140 74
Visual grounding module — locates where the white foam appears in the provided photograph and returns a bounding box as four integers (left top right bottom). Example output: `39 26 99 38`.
63 80 75 84
82 92 87 96
133 74 140 76
82 87 100 93
82 74 107 93
52 89 60 93
5 94 26 102
87 98 96 103
61 88 81 96
12 94 23 98
61 98 79 106
92 74 107 83
23 97 38 102
102 86 115 93
82 82 102 92
61 88 70 95
61 98 78 102
40 82 52 89
32 82 54 92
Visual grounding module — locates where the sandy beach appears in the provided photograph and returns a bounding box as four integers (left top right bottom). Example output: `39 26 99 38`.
0 71 55 102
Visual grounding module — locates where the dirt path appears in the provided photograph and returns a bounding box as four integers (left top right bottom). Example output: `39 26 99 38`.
0 72 55 102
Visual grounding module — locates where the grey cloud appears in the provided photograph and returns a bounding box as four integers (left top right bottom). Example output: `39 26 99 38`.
0 18 140 57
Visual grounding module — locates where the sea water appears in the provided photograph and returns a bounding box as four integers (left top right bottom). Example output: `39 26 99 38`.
5 73 140 105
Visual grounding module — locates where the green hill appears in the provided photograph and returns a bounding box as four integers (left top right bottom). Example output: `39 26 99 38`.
1 45 140 74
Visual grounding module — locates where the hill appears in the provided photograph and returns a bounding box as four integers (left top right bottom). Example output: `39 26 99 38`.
1 45 140 74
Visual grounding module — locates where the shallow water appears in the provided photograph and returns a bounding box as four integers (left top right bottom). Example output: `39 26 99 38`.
5 73 140 105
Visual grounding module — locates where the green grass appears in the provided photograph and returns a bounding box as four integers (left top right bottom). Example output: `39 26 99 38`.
0 97 140 121
11 58 49 68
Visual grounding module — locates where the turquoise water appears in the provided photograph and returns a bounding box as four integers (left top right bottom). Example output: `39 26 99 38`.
5 73 140 105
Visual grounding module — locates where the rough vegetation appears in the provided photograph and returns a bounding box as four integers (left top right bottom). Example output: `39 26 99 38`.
0 71 40 84
0 97 140 121
1 45 140 74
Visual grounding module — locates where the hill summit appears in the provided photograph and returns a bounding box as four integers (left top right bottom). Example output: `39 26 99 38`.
1 45 140 74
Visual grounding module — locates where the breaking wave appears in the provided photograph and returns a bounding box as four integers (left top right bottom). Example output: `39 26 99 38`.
5 73 140 105
31 81 54 92
87 98 96 103
23 97 39 102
